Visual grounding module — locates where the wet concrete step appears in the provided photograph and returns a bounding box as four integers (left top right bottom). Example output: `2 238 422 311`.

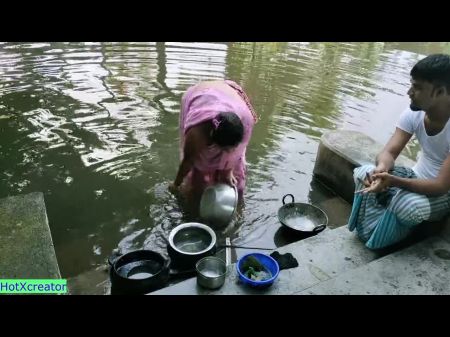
297 235 450 295
0 192 61 279
150 226 382 295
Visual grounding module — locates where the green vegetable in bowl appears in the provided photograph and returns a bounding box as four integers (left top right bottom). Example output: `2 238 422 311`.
242 256 272 281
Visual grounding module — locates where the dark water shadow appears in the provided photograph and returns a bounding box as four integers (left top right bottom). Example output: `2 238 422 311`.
273 225 323 248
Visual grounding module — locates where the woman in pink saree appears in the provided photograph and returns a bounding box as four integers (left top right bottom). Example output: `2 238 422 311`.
170 80 258 196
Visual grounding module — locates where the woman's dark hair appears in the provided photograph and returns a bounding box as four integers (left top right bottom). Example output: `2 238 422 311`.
211 112 244 148
411 54 450 91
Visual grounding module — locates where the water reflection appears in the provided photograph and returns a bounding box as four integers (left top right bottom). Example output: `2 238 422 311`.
0 42 446 279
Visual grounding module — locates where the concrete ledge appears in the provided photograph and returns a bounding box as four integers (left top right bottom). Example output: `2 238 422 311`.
152 224 450 295
150 226 380 295
0 192 61 279
298 235 450 295
313 130 416 203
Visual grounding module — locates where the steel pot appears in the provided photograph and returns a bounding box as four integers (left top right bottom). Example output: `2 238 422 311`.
196 256 227 290
168 222 217 270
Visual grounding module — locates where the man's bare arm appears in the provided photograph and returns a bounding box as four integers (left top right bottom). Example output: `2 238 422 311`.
390 154 450 196
375 127 413 172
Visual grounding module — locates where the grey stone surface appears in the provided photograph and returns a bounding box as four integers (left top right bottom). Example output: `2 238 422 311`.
150 226 380 295
298 236 450 295
439 217 450 244
0 192 61 279
313 130 416 203
321 130 416 168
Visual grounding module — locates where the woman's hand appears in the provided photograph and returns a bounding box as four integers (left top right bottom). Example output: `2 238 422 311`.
225 171 237 187
216 169 237 187
168 182 179 194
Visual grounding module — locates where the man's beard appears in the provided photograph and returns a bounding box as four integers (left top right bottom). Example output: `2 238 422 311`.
410 102 422 111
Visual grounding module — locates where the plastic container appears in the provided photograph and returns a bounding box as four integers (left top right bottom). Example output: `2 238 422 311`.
236 253 279 288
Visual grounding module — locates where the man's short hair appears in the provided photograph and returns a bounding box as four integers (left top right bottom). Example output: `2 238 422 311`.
411 53 450 91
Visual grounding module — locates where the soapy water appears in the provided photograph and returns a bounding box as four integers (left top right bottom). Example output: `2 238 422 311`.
284 215 318 231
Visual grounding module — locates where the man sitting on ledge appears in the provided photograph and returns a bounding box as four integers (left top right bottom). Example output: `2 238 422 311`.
348 54 450 249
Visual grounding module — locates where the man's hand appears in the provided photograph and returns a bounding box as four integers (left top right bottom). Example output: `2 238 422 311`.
360 165 389 188
373 164 389 175
356 172 394 194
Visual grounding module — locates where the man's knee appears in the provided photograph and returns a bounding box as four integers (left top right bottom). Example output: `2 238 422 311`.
390 192 428 224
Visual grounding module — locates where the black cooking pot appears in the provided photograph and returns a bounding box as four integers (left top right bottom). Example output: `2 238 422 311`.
108 249 198 295
278 194 328 234
109 250 171 295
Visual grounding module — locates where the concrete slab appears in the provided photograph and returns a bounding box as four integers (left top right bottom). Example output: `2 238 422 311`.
150 226 380 295
0 192 61 279
298 236 450 295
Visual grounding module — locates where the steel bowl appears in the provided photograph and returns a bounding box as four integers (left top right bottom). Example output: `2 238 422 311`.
199 183 238 227
196 256 227 289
